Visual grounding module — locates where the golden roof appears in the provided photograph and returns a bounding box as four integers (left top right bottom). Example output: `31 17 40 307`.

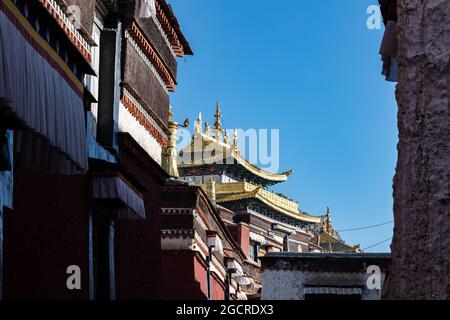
312 208 361 253
199 181 322 224
178 124 292 185
312 231 361 253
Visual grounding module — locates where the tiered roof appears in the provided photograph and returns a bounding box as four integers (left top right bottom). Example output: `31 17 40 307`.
178 103 321 225
178 104 293 187
206 181 321 224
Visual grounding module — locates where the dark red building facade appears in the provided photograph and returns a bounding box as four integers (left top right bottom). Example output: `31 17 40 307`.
0 0 192 300
0 0 359 301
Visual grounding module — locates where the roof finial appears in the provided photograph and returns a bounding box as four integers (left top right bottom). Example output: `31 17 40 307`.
224 130 230 145
213 101 224 141
195 112 202 135
324 207 332 234
214 101 222 131
233 129 238 151
204 122 211 134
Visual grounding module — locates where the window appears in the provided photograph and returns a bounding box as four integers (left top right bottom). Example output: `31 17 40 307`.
283 236 290 252
249 241 259 263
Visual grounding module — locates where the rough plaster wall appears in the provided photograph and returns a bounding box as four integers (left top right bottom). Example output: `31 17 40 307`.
386 0 450 299
261 270 302 300
262 270 385 300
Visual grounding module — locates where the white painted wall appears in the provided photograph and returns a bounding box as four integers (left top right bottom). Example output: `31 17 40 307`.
262 270 385 300
118 101 162 164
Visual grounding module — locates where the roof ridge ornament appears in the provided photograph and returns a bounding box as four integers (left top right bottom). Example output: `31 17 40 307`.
233 129 239 152
282 169 294 176
224 131 230 145
204 122 211 135
195 112 202 135
213 101 224 141
214 102 222 131
324 207 333 234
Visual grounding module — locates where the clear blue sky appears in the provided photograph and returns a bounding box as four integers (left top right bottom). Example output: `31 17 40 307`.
169 0 397 252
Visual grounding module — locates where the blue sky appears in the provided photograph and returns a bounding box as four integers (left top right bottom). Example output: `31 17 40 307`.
169 0 397 252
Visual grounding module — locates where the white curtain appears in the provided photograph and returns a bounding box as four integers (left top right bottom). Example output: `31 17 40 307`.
0 10 88 171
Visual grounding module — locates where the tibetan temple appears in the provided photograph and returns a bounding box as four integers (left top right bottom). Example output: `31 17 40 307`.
157 104 361 299
0 0 360 301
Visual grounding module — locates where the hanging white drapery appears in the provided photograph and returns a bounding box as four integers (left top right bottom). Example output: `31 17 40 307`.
0 10 88 172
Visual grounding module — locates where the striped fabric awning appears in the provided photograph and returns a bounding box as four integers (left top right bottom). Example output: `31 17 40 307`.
91 175 146 219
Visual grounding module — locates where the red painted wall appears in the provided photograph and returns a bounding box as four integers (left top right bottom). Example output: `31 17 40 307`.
115 145 163 300
160 251 227 300
210 273 226 301
3 170 89 300
228 223 250 259
161 251 206 300
194 254 226 301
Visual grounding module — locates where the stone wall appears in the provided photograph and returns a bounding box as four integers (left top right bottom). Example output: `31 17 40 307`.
261 253 390 300
385 0 450 299
262 270 385 300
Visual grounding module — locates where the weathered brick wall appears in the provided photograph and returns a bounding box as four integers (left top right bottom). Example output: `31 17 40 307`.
385 0 450 299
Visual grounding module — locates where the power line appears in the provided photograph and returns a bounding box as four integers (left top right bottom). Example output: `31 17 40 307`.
363 237 393 251
336 220 393 232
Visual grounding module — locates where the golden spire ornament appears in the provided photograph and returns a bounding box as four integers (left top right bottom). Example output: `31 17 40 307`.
233 129 239 151
213 102 224 140
214 102 222 131
324 207 332 234
161 106 189 178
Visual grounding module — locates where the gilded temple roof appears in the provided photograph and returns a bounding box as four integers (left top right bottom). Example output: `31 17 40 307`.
178 106 293 186
311 208 361 253
200 181 322 224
